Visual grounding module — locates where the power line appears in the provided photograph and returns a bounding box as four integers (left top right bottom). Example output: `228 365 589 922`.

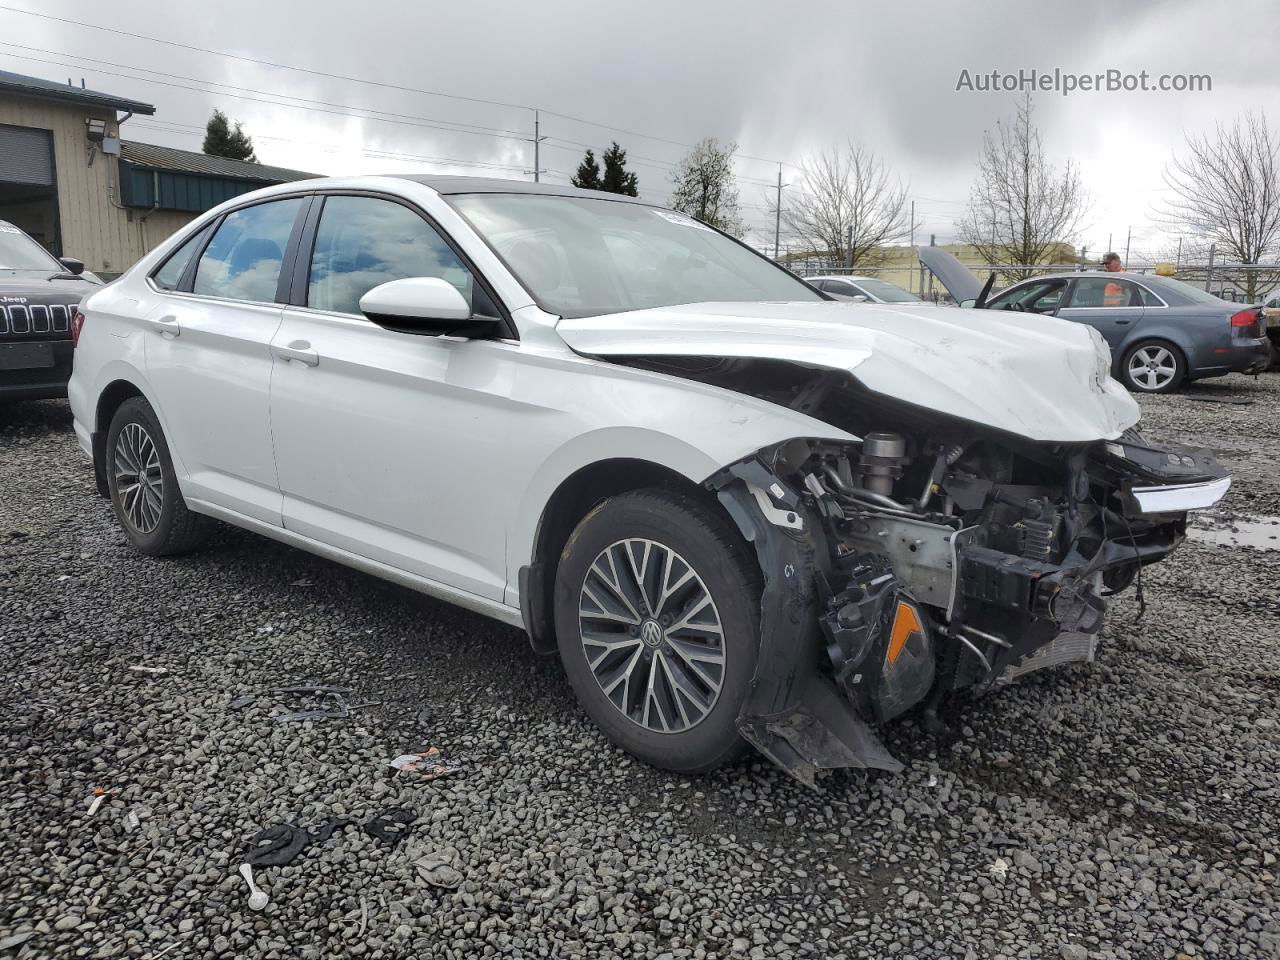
0 48 533 145
0 4 530 113
0 3 788 169
127 119 535 174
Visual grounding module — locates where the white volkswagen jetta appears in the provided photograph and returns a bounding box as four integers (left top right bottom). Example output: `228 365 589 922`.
69 176 1229 784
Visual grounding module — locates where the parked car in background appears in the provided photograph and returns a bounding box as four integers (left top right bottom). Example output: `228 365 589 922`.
1262 293 1280 366
0 220 100 401
808 274 922 304
69 177 1228 783
918 247 1270 393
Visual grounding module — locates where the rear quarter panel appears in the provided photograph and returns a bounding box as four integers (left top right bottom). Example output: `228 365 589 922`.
1123 305 1230 374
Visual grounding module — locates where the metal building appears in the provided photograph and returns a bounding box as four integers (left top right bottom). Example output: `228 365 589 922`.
0 69 315 278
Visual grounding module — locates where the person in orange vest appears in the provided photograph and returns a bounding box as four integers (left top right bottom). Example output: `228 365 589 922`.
1101 252 1128 306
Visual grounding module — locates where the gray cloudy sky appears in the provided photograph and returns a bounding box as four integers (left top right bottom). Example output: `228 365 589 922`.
2 0 1276 261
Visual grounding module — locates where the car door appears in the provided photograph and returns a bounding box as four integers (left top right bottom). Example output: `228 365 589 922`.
268 192 517 601
1059 277 1146 350
143 195 308 526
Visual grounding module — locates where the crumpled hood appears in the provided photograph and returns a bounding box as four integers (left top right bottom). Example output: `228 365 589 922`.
556 300 1140 443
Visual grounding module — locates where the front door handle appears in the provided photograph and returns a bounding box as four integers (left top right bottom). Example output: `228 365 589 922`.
144 314 180 338
273 340 319 367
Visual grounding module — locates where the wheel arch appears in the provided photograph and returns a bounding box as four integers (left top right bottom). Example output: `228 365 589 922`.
1121 332 1187 389
519 456 730 655
91 378 150 497
1114 329 1192 380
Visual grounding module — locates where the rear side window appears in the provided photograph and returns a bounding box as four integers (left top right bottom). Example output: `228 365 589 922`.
306 196 474 315
193 198 304 303
1137 285 1165 307
152 225 209 291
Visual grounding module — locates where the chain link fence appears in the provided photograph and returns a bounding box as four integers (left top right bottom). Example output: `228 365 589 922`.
782 255 1280 305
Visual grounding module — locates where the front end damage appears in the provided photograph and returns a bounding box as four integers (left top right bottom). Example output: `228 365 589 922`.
706 403 1227 787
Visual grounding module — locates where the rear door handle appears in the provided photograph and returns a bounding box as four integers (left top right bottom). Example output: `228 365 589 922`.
273 340 319 367
144 314 180 338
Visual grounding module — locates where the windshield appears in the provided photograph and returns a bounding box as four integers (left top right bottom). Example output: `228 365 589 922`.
853 278 921 303
448 194 822 318
0 223 61 273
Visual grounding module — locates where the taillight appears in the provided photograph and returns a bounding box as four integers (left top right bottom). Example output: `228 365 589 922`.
71 309 85 347
1230 308 1259 330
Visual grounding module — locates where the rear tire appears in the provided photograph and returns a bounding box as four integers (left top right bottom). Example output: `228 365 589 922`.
1121 339 1185 393
553 489 761 774
105 397 212 556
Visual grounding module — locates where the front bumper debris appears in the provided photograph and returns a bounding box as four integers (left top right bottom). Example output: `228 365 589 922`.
711 459 903 787
1130 476 1230 514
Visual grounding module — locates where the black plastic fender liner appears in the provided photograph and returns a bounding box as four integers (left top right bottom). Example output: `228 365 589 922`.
709 457 903 787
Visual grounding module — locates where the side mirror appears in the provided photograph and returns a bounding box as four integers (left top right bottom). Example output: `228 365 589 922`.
58 256 85 276
359 277 494 337
959 299 976 309
850 294 870 303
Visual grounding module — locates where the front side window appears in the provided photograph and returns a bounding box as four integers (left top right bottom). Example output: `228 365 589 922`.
449 194 821 319
152 225 210 291
989 280 1066 313
307 196 474 315
1071 277 1141 308
193 198 303 303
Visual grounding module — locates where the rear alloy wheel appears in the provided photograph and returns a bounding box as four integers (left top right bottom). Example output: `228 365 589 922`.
553 489 760 773
105 397 212 556
1122 340 1185 393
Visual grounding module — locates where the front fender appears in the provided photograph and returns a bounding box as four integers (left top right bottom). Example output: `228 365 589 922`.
501 349 859 603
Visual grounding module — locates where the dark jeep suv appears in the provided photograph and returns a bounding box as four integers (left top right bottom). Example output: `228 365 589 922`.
0 220 100 401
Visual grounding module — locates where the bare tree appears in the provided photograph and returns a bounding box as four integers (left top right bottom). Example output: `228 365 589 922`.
782 144 909 266
1157 111 1280 300
669 138 744 237
957 93 1087 277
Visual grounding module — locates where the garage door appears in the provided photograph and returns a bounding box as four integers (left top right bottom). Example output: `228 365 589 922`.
0 124 54 186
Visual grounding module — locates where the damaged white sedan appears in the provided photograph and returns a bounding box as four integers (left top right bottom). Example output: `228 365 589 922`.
69 177 1229 784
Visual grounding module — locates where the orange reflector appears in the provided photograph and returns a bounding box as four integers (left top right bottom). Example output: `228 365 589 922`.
886 601 923 665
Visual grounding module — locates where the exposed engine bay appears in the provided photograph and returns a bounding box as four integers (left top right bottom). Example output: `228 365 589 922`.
620 355 1229 785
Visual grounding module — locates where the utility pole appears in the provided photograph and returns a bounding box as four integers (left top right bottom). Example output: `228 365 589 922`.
909 200 915 292
773 164 788 262
1175 237 1183 272
1123 226 1131 269
845 224 853 269
1106 232 1112 256
525 109 547 182
1206 243 1216 293
1080 246 1088 271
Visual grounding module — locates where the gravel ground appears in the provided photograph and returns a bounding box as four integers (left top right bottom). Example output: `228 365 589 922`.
2 375 1278 960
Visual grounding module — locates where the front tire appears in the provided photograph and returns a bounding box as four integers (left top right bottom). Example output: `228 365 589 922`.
1121 339 1185 393
105 397 212 556
553 489 761 773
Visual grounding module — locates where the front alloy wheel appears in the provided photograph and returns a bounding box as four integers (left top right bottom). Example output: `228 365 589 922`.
578 538 727 734
553 489 761 773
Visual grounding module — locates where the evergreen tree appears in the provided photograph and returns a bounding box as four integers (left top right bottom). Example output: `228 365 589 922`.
599 142 639 196
571 149 601 189
202 109 258 163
